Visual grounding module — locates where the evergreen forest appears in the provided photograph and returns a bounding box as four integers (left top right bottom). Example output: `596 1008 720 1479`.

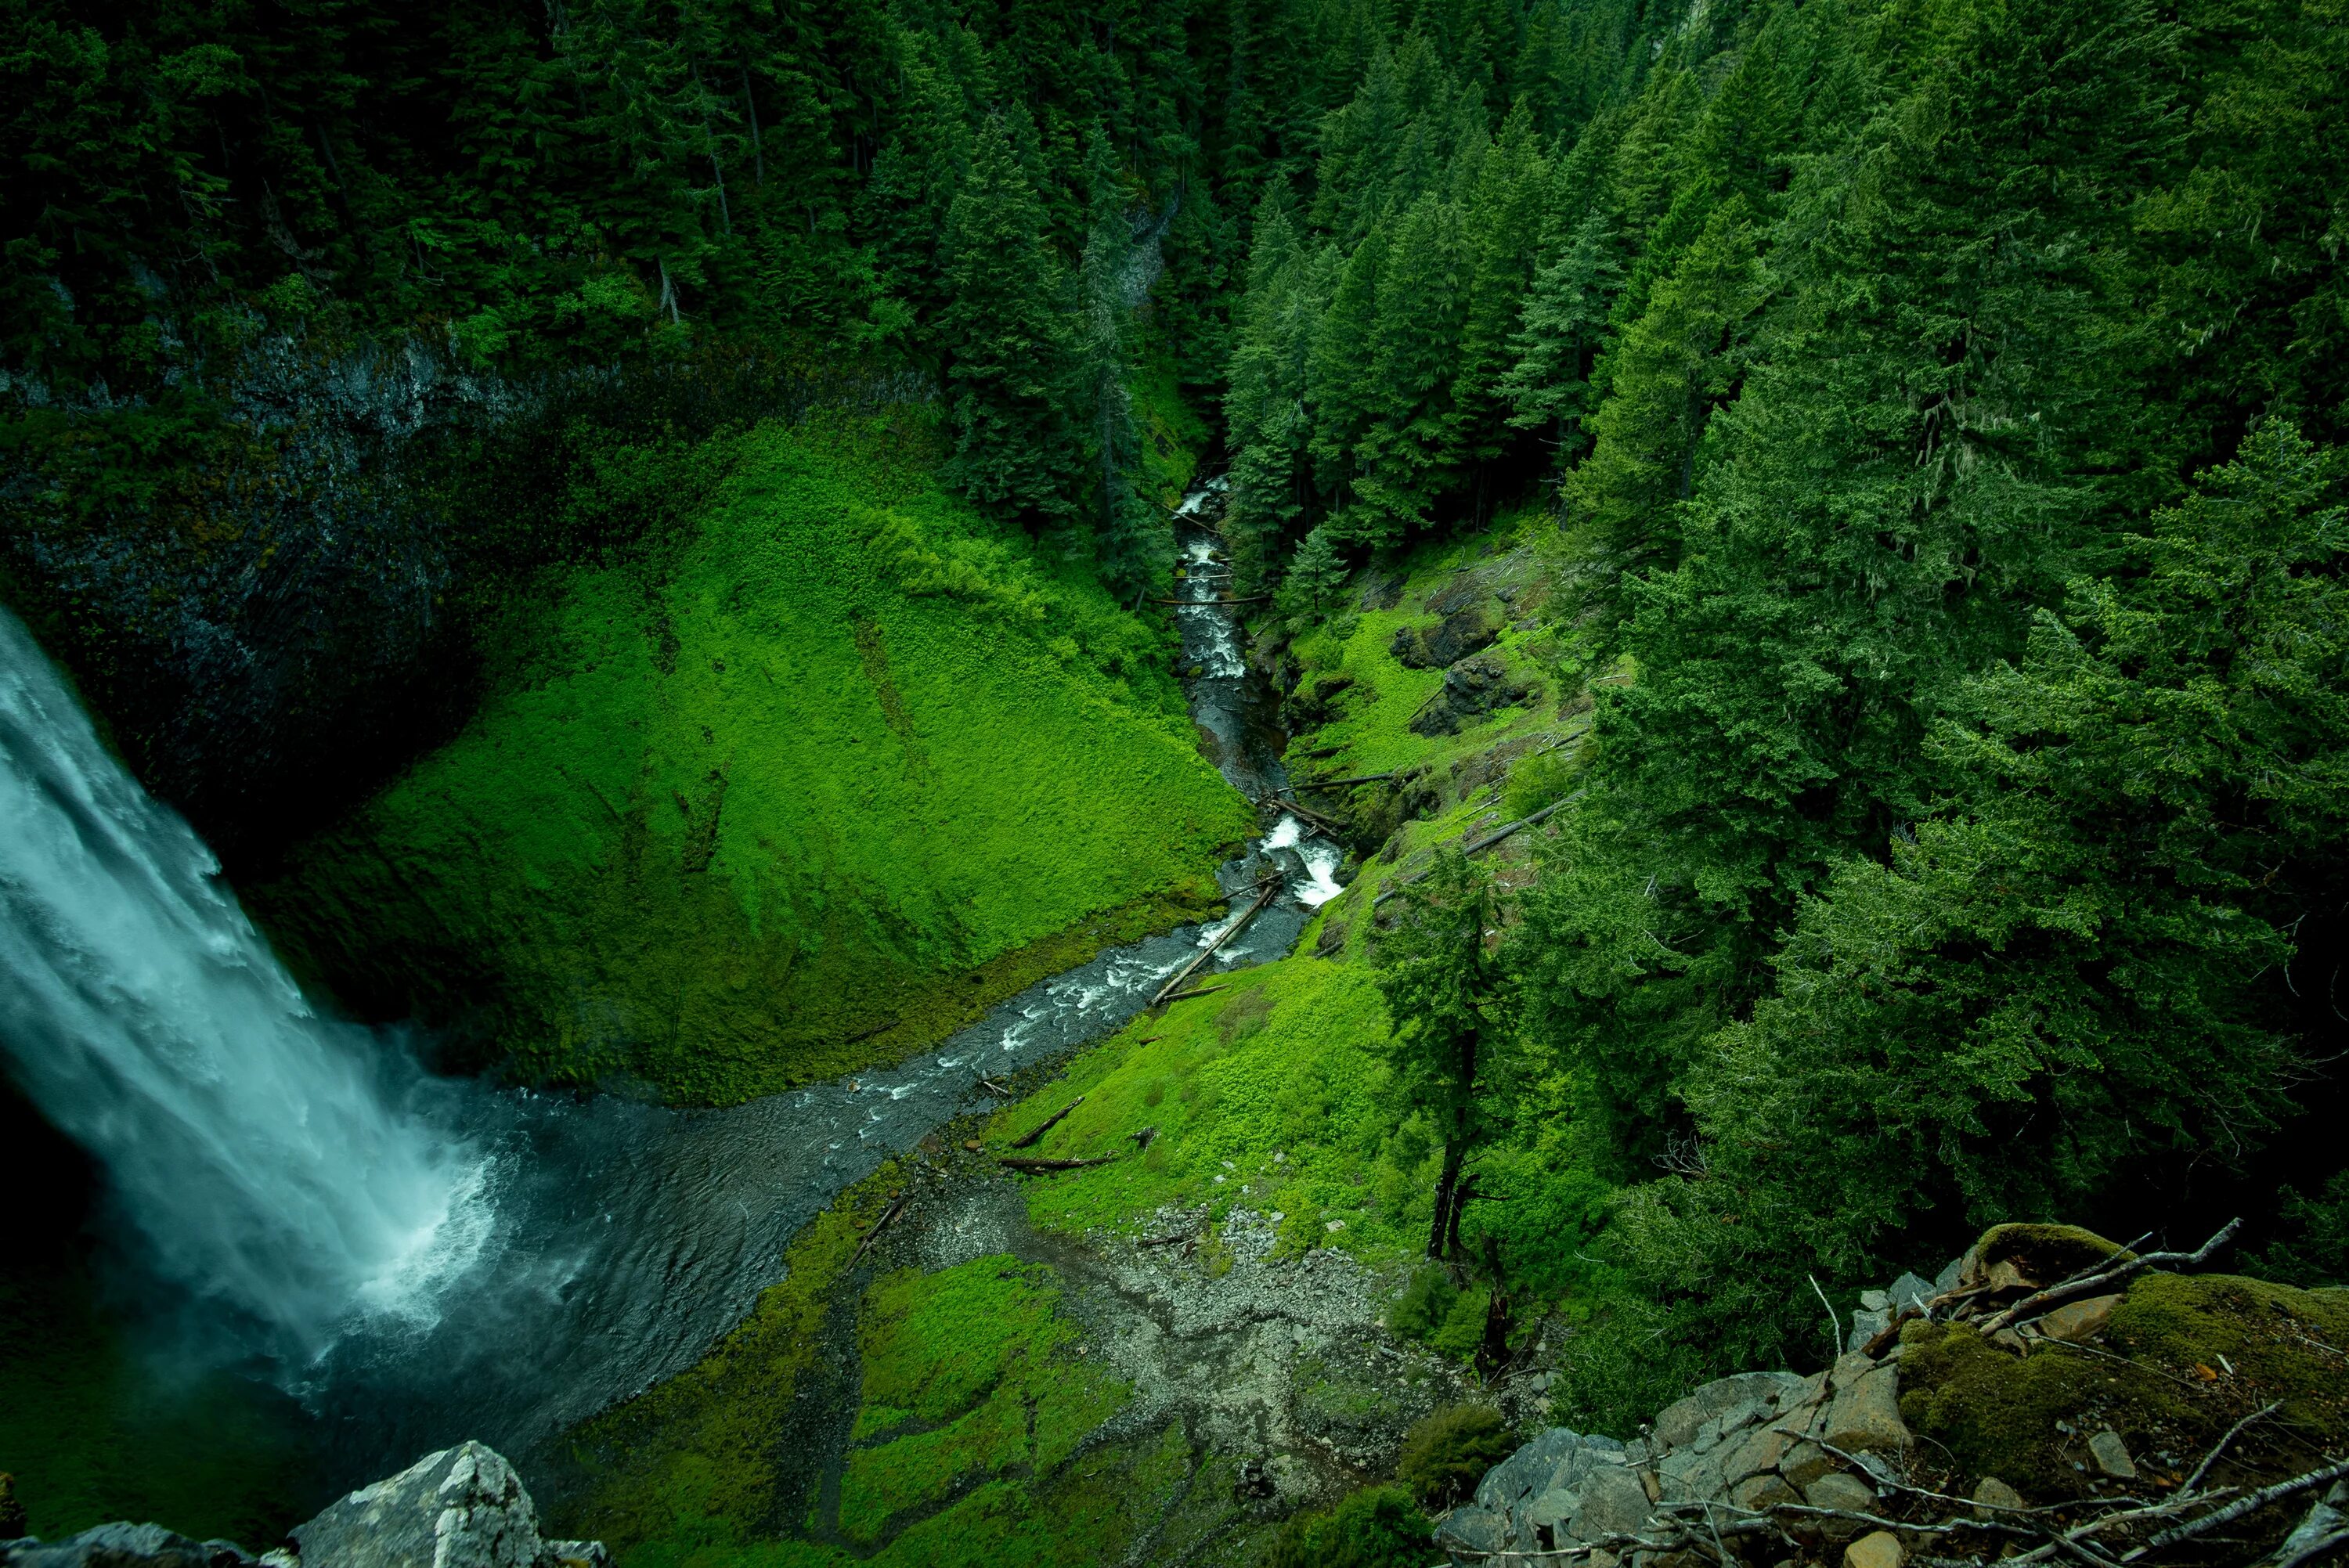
3 0 2348 1561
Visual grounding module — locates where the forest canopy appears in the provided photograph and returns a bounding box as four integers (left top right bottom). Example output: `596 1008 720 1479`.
5 0 2347 1421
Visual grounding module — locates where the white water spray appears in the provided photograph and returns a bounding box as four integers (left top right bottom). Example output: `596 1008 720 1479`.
0 608 490 1364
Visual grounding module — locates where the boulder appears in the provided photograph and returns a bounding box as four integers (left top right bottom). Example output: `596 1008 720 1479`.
1782 1440 1836 1489
1653 1372 1806 1450
1391 607 1497 670
0 1523 258 1568
2035 1294 2121 1344
1721 1423 1795 1487
1434 1506 1510 1558
1823 1364 1912 1454
1571 1464 1654 1542
1731 1473 1802 1512
1806 1470 1879 1539
1844 1529 1906 1568
293 1442 610 1568
1408 654 1540 737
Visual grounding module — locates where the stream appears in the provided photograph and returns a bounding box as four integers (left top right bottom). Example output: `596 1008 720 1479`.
0 480 1344 1490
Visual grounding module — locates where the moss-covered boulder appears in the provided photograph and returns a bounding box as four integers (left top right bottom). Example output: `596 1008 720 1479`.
1899 1271 2349 1501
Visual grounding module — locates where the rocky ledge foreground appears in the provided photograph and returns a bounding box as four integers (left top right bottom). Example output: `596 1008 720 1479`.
2 1442 608 1568
1439 1223 2349 1568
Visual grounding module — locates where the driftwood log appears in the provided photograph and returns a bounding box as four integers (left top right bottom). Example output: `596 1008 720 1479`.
1150 879 1279 1006
1007 1095 1084 1150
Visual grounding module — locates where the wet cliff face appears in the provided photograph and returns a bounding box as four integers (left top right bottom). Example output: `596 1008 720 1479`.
0 322 822 867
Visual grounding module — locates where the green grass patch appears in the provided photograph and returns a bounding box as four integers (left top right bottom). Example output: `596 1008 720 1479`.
987 957 1439 1263
252 412 1254 1105
835 1256 1126 1544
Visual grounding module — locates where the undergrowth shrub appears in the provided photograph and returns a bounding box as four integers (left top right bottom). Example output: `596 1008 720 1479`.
1269 1484 1431 1568
1397 1404 1515 1508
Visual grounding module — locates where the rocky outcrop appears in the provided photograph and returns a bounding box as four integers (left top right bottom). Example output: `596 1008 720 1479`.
1434 1354 1913 1563
0 1443 608 1568
1392 607 1498 670
1442 1222 2349 1566
1410 653 1541 737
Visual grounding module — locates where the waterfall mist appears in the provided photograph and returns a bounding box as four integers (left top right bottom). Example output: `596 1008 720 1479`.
0 607 493 1364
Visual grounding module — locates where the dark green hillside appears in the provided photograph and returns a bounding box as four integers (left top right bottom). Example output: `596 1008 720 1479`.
250 415 1252 1102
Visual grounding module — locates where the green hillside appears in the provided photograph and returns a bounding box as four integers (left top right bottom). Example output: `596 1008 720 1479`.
251 416 1252 1105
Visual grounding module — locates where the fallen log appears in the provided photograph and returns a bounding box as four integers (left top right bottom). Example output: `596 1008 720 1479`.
1268 793 1344 833
1149 880 1279 1006
999 1155 1120 1173
1007 1095 1084 1150
1158 985 1229 1004
851 1193 908 1266
1146 595 1275 606
1129 1125 1158 1151
976 1076 1013 1098
1300 772 1395 789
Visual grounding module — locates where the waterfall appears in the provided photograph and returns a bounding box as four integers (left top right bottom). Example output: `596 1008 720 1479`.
0 607 491 1364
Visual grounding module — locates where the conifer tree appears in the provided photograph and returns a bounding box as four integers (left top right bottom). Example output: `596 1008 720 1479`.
940 113 1082 527
1559 197 1759 564
1375 851 1513 1260
1448 102 1551 481
1499 209 1622 466
1349 190 1467 545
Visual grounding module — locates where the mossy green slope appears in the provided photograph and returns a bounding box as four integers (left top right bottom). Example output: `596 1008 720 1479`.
252 415 1254 1104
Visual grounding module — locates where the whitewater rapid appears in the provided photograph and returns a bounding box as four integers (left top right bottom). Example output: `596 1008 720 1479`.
0 478 1347 1476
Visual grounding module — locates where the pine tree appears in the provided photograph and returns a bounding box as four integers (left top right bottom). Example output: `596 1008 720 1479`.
1498 208 1622 465
1375 851 1514 1260
1558 196 1759 564
1626 420 2347 1350
1348 189 1467 546
940 113 1082 527
1448 101 1551 480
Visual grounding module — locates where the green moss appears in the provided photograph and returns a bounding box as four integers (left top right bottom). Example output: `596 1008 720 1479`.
834 1256 1128 1543
252 413 1253 1105
1898 1272 2349 1500
990 957 1432 1263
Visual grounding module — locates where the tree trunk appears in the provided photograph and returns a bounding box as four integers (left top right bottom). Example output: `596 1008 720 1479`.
1428 1142 1464 1259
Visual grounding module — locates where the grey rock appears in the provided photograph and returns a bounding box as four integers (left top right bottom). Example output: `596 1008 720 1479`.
1731 1472 1802 1512
1806 1471 1879 1541
1654 1372 1804 1450
1932 1256 1965 1296
1886 1273 1937 1315
1658 1447 1726 1505
1572 1465 1655 1542
1824 1365 1912 1455
2 1523 257 1568
1477 1427 1589 1511
2087 1430 2136 1480
294 1440 601 1568
1434 1506 1510 1557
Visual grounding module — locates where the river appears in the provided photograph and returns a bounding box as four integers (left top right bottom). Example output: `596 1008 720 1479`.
0 479 1343 1490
